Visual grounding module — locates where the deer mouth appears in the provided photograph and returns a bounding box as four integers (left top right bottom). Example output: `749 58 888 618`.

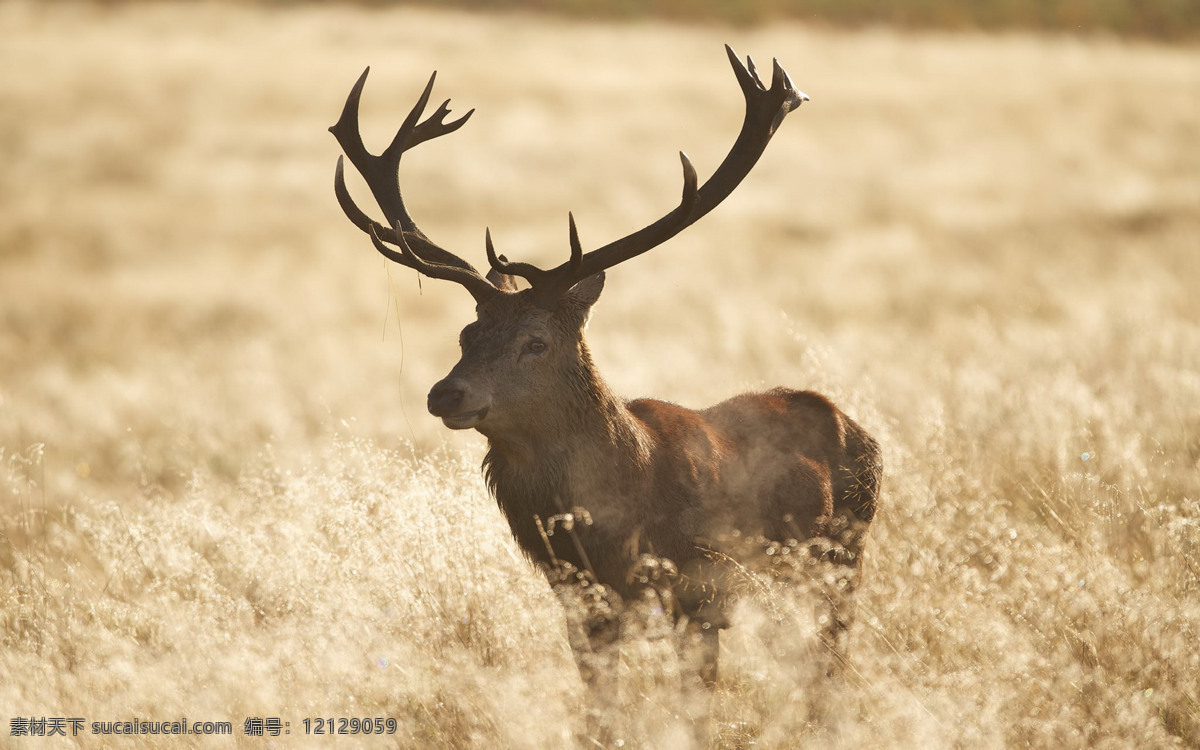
441 407 488 430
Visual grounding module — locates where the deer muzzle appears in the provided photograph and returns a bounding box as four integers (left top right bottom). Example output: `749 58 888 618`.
427 377 490 430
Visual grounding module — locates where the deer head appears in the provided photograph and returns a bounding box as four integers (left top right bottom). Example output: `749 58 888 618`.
329 47 806 438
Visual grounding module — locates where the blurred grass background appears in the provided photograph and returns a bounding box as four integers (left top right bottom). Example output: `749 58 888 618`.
236 0 1200 39
1 1 1198 747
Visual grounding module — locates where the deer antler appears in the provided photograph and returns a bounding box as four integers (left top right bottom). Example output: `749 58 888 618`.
330 67 499 303
331 47 805 305
508 44 808 305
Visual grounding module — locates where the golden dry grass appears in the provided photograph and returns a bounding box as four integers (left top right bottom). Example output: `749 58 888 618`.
2 1 1198 747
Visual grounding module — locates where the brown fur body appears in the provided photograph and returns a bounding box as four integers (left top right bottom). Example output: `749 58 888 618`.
483 353 881 629
449 285 881 637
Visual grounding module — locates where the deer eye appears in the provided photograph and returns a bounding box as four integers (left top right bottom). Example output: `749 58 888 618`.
522 338 548 356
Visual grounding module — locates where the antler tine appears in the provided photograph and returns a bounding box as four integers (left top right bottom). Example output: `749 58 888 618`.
333 155 380 237
329 67 372 164
483 211 590 297
678 151 700 213
384 72 475 158
390 71 438 154
744 52 763 89
567 212 583 270
486 228 553 287
330 67 499 300
524 45 804 305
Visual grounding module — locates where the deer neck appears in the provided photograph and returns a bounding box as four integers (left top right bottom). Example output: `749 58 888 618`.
480 346 652 493
479 344 655 569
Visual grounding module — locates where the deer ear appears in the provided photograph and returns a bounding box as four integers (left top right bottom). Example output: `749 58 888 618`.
566 272 605 310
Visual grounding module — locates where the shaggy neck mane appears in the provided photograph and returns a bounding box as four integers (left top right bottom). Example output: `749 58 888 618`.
480 342 651 526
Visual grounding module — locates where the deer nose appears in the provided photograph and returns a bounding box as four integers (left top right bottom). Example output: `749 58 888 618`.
427 378 467 417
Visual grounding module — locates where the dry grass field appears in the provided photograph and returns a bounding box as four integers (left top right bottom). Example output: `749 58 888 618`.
2 1 1199 747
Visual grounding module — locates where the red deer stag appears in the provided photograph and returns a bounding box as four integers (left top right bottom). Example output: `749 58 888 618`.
330 47 881 688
